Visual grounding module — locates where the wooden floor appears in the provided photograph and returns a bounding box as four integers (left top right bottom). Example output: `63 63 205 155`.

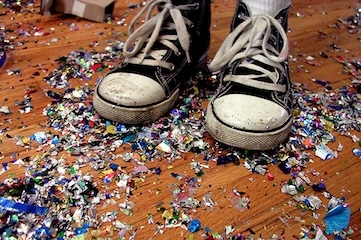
1 0 361 239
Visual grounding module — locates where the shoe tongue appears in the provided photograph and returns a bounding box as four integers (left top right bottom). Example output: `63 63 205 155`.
235 59 275 84
171 0 196 5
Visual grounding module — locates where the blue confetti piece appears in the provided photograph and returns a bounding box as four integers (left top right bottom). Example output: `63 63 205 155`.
352 148 361 157
188 219 201 233
324 205 351 234
0 197 48 215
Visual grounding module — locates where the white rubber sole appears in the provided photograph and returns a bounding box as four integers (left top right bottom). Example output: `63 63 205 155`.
93 88 179 124
205 103 293 150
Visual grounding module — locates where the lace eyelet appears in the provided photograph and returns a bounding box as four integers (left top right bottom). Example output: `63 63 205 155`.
194 3 199 9
175 51 181 56
237 13 247 20
170 64 175 70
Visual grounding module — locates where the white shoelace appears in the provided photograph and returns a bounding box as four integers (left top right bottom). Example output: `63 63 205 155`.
209 14 289 93
123 0 198 70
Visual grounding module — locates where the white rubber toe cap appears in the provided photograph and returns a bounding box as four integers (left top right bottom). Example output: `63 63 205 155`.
97 72 166 107
213 94 289 131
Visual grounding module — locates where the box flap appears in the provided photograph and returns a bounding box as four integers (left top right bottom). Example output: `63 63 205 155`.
76 0 115 7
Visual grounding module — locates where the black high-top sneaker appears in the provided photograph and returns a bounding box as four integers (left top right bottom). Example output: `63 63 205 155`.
206 0 292 150
93 0 211 124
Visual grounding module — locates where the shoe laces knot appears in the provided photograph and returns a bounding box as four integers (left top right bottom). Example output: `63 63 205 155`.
209 14 289 92
123 0 198 69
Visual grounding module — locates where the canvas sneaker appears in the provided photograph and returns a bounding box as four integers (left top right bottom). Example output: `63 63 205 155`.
93 0 211 124
206 1 293 150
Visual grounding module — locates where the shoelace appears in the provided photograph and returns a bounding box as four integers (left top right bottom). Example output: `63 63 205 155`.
123 0 198 70
209 14 289 93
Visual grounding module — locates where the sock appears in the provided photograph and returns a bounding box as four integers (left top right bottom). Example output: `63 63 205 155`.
242 0 291 17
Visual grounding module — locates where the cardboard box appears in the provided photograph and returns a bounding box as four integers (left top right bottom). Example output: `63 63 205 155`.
42 0 115 23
